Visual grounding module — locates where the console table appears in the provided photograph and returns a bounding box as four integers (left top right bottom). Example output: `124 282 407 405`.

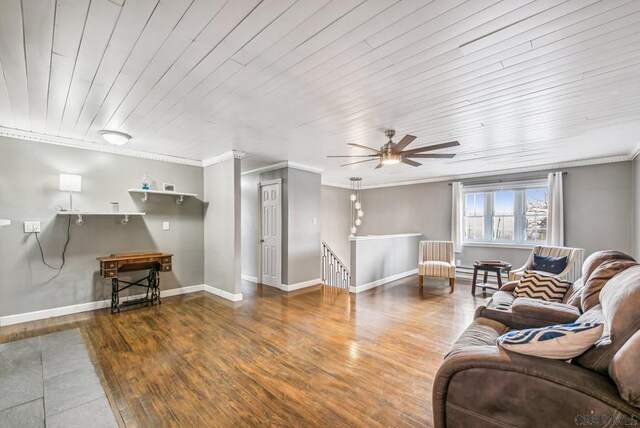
97 252 173 313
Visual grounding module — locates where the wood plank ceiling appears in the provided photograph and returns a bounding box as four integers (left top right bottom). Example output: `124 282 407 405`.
1 0 639 185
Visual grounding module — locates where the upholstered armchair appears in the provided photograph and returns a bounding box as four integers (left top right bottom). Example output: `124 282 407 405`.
418 241 456 292
509 245 585 283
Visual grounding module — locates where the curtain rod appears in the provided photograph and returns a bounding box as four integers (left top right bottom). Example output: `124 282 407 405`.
447 171 567 186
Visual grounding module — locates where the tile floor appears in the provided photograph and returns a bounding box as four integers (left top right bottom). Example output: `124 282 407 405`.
0 328 117 427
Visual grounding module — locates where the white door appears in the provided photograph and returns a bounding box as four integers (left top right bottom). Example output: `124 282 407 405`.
260 182 281 287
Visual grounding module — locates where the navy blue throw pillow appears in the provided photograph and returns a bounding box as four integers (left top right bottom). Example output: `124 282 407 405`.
532 254 568 275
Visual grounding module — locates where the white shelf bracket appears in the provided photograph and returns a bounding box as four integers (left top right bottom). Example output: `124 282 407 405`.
141 192 149 203
75 214 84 226
176 195 185 205
121 215 130 225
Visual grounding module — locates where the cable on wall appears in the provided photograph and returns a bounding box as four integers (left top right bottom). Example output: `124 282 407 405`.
33 215 72 270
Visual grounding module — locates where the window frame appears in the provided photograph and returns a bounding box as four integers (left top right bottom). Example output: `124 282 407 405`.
462 180 548 247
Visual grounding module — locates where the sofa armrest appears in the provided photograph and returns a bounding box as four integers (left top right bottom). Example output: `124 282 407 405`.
511 298 581 324
499 280 519 292
433 346 640 428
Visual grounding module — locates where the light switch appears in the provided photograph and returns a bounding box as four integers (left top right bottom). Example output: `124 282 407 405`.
312 217 317 225
162 221 170 231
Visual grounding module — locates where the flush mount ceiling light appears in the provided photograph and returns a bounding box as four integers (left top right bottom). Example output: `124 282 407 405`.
100 130 131 146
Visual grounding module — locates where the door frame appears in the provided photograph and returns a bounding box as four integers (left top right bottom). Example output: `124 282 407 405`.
257 179 282 287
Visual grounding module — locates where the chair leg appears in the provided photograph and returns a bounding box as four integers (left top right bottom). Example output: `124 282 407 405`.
449 278 455 293
418 275 423 287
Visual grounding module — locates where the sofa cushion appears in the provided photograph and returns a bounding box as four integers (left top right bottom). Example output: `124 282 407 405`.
562 278 584 308
446 317 508 359
513 271 571 302
511 298 581 324
581 259 637 312
575 266 640 374
497 322 603 359
609 330 640 407
532 254 568 275
581 250 635 284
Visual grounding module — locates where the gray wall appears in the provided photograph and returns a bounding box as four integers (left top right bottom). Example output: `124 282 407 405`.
320 185 352 269
322 161 634 270
350 235 421 287
241 167 321 285
204 158 241 295
0 136 204 317
633 156 640 259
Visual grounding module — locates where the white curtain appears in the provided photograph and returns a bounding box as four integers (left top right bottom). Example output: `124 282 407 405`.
451 182 463 253
547 172 564 246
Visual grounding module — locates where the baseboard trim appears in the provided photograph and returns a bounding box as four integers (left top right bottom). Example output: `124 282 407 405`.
241 274 258 283
280 278 321 292
203 284 243 302
0 284 205 327
349 269 418 293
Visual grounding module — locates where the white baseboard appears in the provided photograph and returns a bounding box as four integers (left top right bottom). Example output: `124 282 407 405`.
349 269 418 293
203 284 243 302
279 278 321 292
241 274 258 283
0 284 205 327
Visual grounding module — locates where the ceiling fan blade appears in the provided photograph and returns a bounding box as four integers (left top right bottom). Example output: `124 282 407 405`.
406 153 456 158
402 141 460 155
340 158 378 167
394 134 417 152
401 158 422 167
348 143 381 153
327 155 376 158
375 162 384 169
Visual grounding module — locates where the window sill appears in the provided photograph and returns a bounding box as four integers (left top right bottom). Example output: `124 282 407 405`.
462 242 538 250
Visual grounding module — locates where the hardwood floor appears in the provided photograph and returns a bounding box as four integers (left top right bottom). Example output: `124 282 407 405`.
0 276 493 427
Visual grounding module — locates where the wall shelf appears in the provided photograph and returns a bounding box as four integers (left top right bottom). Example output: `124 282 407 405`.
128 189 198 205
57 211 145 225
0 219 10 227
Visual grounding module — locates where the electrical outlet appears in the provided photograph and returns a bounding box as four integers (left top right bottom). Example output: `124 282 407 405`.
24 221 41 233
162 221 170 231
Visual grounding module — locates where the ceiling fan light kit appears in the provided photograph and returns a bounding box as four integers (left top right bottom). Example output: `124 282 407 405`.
329 129 459 169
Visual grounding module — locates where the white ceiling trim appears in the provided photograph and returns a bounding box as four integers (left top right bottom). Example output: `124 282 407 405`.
202 150 247 167
321 154 633 190
0 126 202 167
242 161 323 176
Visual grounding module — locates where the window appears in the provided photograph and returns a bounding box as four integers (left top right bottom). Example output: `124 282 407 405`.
463 182 548 245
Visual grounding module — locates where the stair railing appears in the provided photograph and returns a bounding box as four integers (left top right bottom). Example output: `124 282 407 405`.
321 241 350 290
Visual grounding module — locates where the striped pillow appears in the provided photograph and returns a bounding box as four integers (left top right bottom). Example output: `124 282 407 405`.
497 322 604 359
513 271 571 302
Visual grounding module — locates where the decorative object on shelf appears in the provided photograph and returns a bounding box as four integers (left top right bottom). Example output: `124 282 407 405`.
128 189 198 205
57 211 145 226
59 174 82 211
162 183 175 192
348 177 364 238
141 172 150 190
99 130 131 146
110 202 119 213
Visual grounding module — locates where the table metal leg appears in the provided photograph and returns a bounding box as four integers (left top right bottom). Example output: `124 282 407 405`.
111 277 120 313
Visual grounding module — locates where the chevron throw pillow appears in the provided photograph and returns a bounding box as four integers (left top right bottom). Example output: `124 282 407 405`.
497 322 604 359
513 271 571 302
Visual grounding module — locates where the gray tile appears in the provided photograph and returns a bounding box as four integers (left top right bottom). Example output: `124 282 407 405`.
42 342 93 380
0 336 41 362
44 367 105 417
0 399 44 428
0 346 43 412
41 329 83 352
46 397 117 428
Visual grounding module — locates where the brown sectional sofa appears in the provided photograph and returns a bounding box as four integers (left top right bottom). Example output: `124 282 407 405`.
433 250 640 427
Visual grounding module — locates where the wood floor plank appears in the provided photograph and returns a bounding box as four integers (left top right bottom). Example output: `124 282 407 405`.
0 276 490 427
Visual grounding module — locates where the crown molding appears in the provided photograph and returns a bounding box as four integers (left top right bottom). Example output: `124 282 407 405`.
242 160 323 176
0 126 202 167
630 142 640 161
321 155 632 190
202 150 246 167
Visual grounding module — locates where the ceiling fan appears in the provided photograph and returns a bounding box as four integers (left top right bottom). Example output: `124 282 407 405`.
328 130 459 169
